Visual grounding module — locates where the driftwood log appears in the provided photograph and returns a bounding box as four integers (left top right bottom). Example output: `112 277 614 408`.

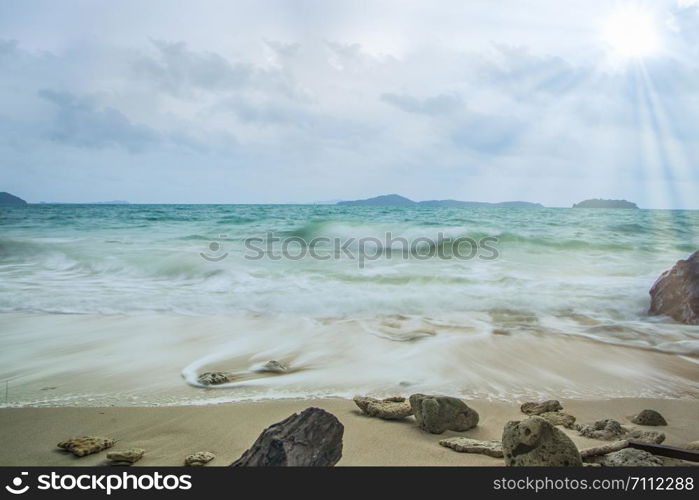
579 440 630 458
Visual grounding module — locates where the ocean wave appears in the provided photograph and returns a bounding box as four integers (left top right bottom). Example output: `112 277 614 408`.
1 206 698 351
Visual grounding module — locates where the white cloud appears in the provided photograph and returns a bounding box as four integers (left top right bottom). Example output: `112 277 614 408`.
0 0 698 207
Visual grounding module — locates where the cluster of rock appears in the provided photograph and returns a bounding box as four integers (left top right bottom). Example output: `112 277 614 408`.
56 435 215 466
577 418 665 444
54 401 696 467
520 399 576 429
355 394 697 467
197 360 290 386
435 399 694 467
353 396 413 420
353 393 479 433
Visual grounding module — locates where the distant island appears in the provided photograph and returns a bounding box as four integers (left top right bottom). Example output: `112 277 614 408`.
0 192 28 206
337 194 543 208
38 200 130 205
572 199 638 209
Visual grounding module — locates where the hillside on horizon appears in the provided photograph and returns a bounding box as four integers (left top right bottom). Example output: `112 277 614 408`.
337 194 544 208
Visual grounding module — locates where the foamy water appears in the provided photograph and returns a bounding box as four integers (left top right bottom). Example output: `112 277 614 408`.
0 204 698 405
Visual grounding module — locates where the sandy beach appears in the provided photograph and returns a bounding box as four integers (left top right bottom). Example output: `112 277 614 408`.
1 397 697 466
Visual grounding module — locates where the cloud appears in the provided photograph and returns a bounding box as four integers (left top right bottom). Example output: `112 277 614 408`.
133 40 253 96
1 0 698 206
380 93 461 115
451 112 524 154
38 89 160 152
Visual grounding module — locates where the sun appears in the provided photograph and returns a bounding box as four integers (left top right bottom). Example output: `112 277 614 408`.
602 5 660 59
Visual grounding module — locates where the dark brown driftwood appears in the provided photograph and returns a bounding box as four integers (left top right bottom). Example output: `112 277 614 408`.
628 440 699 463
231 407 344 466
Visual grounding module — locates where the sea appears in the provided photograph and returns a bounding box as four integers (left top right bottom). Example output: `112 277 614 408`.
1 204 698 406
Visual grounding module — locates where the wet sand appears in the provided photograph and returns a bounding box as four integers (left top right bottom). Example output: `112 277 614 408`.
1 313 698 408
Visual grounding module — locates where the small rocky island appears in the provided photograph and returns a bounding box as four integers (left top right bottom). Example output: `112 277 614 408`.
0 192 28 206
572 199 638 209
338 194 543 208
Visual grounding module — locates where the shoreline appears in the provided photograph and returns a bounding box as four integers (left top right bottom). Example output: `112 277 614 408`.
1 397 697 466
2 312 698 408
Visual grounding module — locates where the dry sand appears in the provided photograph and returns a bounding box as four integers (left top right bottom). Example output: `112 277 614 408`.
1 397 697 466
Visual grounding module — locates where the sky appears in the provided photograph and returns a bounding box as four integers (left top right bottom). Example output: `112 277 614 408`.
0 0 698 207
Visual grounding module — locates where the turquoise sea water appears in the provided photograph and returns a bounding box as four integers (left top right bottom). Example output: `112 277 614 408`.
1 205 699 348
1 204 698 405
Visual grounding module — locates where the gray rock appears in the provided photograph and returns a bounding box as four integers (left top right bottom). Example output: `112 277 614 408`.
57 436 115 457
502 416 582 466
685 440 699 451
197 371 231 385
589 448 663 467
649 250 699 325
631 409 667 426
185 451 215 466
577 419 626 440
439 438 503 458
231 407 343 466
353 396 413 420
626 429 665 444
520 400 563 415
409 394 479 434
107 448 145 465
257 360 288 373
538 411 576 429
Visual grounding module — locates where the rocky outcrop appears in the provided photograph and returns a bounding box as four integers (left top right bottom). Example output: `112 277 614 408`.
107 448 145 465
409 394 479 434
353 396 413 420
538 411 576 429
439 438 503 458
185 451 215 466
502 416 582 466
231 407 343 466
587 448 663 467
520 400 562 415
57 436 114 457
197 372 232 385
649 251 699 325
